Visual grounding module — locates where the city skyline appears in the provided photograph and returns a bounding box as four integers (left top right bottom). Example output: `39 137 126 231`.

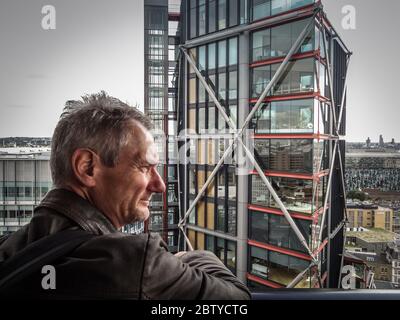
0 0 400 142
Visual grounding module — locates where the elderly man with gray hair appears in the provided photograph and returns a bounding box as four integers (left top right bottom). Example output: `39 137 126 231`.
0 92 250 300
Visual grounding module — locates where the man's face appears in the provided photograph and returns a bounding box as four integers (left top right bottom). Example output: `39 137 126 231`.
91 123 165 228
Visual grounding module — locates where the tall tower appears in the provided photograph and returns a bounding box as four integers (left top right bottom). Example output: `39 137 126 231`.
379 134 384 147
366 137 371 148
144 0 181 252
176 0 350 289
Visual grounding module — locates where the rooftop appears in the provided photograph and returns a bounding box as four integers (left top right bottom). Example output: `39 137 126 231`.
346 228 396 243
0 147 50 160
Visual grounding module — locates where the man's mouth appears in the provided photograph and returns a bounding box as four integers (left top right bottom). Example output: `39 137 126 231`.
140 200 150 206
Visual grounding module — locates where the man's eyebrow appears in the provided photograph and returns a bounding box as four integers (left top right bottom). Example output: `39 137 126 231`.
131 157 156 167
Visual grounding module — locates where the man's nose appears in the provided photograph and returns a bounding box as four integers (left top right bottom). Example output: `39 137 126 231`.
148 168 166 193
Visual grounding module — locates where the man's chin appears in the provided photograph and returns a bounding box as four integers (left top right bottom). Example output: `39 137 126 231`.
137 208 150 222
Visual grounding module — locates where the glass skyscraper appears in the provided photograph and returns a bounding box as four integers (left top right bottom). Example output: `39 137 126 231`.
175 0 350 289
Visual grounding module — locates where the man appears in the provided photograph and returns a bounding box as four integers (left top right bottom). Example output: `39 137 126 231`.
0 92 250 299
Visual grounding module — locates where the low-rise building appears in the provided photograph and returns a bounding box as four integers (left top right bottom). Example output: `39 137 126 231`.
346 203 393 232
346 227 396 254
386 237 400 288
0 148 52 235
346 250 392 282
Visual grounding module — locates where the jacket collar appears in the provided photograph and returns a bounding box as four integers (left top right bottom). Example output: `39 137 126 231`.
35 188 118 235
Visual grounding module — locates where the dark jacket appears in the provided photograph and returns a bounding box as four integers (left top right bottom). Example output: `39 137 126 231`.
0 189 250 300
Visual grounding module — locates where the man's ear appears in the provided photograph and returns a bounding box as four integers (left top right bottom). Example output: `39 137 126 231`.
70 148 101 187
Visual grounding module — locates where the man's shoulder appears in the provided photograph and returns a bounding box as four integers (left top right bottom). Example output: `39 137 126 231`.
73 231 169 258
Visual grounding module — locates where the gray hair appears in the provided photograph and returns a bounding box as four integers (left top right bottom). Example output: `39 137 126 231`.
50 91 152 187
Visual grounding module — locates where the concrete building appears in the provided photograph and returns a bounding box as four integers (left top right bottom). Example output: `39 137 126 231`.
0 148 52 235
176 0 350 288
393 210 400 235
386 237 400 287
0 147 144 236
346 228 395 255
346 250 392 282
346 203 393 232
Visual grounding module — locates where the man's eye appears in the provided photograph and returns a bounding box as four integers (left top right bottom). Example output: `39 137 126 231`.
140 166 152 173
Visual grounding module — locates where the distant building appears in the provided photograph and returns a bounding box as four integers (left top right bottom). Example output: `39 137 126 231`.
386 237 400 287
0 148 143 236
346 250 392 282
343 252 375 289
393 210 400 235
366 137 371 148
0 148 52 235
345 152 400 192
379 135 384 148
346 203 393 232
346 228 395 255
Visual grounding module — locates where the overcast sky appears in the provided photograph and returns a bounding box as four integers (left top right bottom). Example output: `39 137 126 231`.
0 0 399 143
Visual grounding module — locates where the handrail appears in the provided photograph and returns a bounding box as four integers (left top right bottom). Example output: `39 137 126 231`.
251 289 400 300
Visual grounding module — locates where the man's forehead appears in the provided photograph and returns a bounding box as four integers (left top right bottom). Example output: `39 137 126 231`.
127 126 159 165
145 142 159 165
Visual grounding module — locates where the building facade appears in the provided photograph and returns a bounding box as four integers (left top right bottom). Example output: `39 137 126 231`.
345 152 400 192
386 238 400 287
347 203 393 232
144 0 181 251
176 0 350 288
346 251 392 282
0 148 144 236
0 149 52 236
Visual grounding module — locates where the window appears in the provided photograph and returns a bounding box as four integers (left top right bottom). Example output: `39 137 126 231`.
228 71 237 100
251 58 314 98
206 234 215 251
271 23 291 58
218 40 227 68
218 0 227 30
199 46 206 71
250 211 310 253
251 18 315 62
250 175 319 214
229 104 237 127
208 43 216 70
216 237 225 262
240 0 248 24
218 72 226 100
228 205 237 236
228 38 238 66
190 0 197 38
189 78 196 104
208 105 216 129
253 0 271 21
249 246 310 286
229 0 238 27
217 204 226 232
227 241 236 272
199 0 206 35
209 0 216 33
199 107 206 131
252 0 314 21
189 166 196 196
253 139 313 173
199 84 206 103
252 65 270 97
252 29 270 62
